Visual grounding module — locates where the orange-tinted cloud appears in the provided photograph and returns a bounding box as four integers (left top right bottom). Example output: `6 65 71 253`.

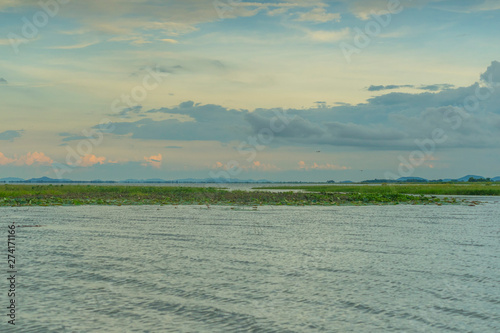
16 152 53 166
143 154 162 168
79 154 106 167
213 161 224 169
0 152 53 166
245 161 280 171
0 152 16 165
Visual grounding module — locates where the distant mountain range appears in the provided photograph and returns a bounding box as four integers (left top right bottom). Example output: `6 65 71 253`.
455 175 487 182
369 175 500 183
0 176 273 184
0 177 25 182
0 175 499 184
397 177 428 182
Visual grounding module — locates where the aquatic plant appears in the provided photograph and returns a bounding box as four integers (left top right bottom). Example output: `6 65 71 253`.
256 184 500 196
0 185 471 206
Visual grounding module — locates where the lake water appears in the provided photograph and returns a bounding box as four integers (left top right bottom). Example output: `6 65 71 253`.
1 199 499 332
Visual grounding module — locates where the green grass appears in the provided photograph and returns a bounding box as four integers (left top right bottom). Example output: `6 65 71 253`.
255 183 500 196
0 185 472 206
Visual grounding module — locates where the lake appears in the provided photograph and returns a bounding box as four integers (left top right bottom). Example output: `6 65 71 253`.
1 199 499 332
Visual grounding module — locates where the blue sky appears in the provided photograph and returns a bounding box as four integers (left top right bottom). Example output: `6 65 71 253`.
1 0 500 181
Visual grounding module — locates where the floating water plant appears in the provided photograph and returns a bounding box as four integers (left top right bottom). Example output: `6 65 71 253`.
0 185 472 206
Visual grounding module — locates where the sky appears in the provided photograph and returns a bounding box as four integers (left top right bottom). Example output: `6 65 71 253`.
1 0 500 182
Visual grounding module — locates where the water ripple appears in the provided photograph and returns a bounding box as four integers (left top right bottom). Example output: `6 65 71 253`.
1 202 499 332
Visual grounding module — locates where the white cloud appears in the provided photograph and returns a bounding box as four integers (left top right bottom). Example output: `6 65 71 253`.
481 60 500 84
296 8 341 23
267 7 290 16
298 161 350 170
0 0 16 10
213 160 280 171
340 0 437 20
1 0 337 42
433 0 500 13
47 41 99 50
307 28 351 42
58 28 91 35
470 0 500 12
160 39 179 44
107 35 154 45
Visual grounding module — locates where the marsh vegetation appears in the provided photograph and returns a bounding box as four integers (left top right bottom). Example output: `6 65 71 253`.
0 184 474 206
256 183 500 196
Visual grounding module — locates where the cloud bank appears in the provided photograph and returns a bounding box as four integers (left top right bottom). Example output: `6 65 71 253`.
0 152 53 166
90 61 500 152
